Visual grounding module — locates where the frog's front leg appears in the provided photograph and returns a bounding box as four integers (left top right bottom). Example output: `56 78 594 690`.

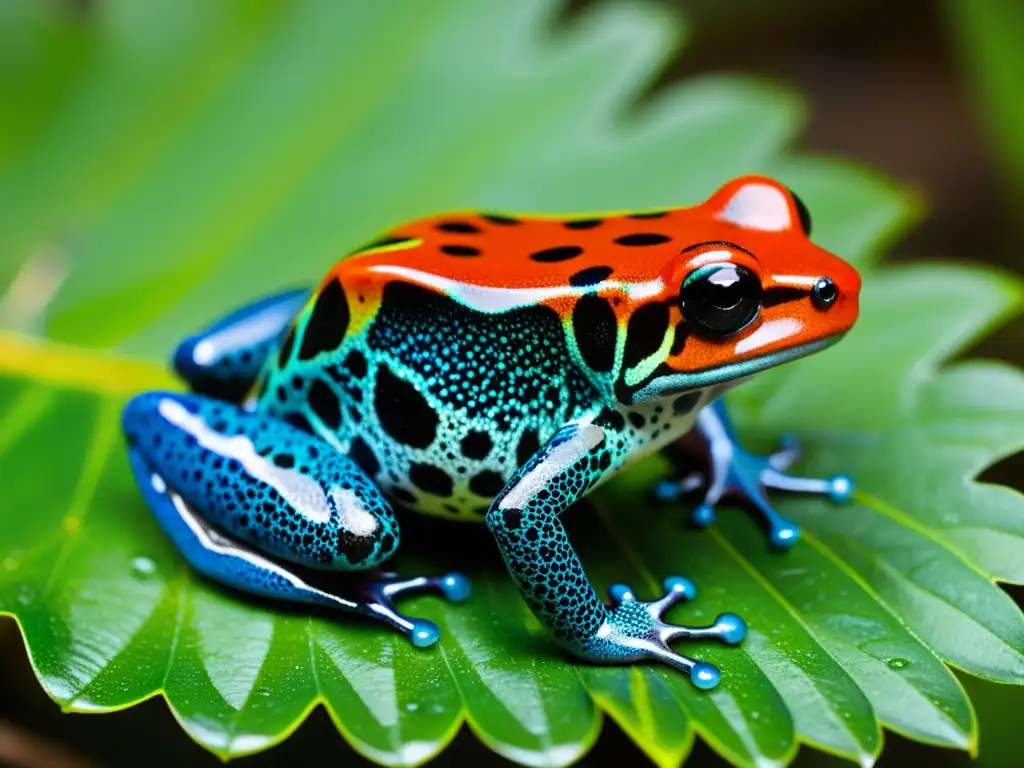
123 391 469 646
486 415 746 689
655 398 854 548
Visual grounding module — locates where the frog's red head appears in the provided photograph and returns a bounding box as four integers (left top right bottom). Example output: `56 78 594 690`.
628 175 861 402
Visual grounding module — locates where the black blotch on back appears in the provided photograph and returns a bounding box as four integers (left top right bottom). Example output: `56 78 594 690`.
348 436 380 477
564 219 602 230
788 189 813 235
437 221 480 234
628 211 668 219
482 213 519 226
441 244 480 257
516 429 540 465
460 430 493 460
615 233 671 246
308 379 342 430
298 279 349 361
623 302 670 370
343 349 368 378
374 366 438 449
572 294 617 373
469 470 506 497
569 266 613 287
409 462 454 497
531 245 583 263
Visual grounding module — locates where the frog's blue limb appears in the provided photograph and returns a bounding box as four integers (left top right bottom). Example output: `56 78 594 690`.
486 419 746 689
123 390 400 570
655 398 854 549
125 448 466 645
173 287 310 402
122 397 468 651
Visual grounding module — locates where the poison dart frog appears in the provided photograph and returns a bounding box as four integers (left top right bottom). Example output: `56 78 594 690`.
122 175 860 689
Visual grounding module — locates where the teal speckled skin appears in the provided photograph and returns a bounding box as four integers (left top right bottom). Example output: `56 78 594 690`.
122 176 860 688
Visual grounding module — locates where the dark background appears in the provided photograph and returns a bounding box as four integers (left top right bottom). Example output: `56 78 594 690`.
1 0 1021 766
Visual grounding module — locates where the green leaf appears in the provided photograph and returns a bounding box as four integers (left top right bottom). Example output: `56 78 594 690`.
946 0 1024 204
0 1 1022 766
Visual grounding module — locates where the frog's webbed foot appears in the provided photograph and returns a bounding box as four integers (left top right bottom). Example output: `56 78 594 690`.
585 576 746 689
654 400 853 549
345 571 472 647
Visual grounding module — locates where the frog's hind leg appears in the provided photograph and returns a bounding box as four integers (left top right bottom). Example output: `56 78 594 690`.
123 391 469 646
654 397 853 548
172 287 311 402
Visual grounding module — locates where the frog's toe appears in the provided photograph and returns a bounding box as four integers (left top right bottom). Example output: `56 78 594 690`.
588 577 746 690
652 472 704 503
357 571 472 646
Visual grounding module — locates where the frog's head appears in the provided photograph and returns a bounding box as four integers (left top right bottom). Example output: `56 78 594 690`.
627 175 861 403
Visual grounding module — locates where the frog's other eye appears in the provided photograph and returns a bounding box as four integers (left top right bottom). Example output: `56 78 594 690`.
680 264 762 337
787 188 813 236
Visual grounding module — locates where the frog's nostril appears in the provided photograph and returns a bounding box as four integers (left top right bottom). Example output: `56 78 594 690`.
811 277 838 310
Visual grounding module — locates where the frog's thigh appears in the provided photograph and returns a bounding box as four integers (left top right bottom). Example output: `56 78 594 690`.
173 287 310 402
122 390 398 573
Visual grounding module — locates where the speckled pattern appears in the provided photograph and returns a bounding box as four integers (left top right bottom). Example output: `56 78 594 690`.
122 177 862 687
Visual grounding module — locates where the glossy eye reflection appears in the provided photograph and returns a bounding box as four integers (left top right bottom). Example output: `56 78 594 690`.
679 263 762 337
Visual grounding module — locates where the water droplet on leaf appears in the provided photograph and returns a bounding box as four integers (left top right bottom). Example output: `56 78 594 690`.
130 556 157 577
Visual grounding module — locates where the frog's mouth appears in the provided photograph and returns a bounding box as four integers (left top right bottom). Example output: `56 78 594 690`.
629 334 843 404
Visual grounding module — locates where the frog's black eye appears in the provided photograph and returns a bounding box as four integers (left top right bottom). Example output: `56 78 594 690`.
679 264 762 337
787 188 812 236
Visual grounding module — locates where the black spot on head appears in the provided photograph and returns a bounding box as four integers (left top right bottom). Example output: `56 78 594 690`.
347 436 380 477
788 189 813 235
593 408 625 432
374 366 437 449
441 244 480 257
308 380 342 430
672 392 701 415
277 327 296 367
469 469 506 498
436 221 481 234
409 462 454 497
298 279 349 361
615 233 671 246
460 430 493 460
531 245 583 263
572 294 617 373
343 349 368 378
569 266 613 287
500 507 523 530
482 213 519 226
623 301 670 371
517 429 540 466
628 211 668 219
564 219 602 230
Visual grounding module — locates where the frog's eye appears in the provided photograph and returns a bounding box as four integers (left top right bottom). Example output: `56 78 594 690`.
679 264 762 337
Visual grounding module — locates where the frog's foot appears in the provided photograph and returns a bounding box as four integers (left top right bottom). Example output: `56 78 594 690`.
656 400 854 549
126 447 470 648
340 571 472 647
583 576 746 690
